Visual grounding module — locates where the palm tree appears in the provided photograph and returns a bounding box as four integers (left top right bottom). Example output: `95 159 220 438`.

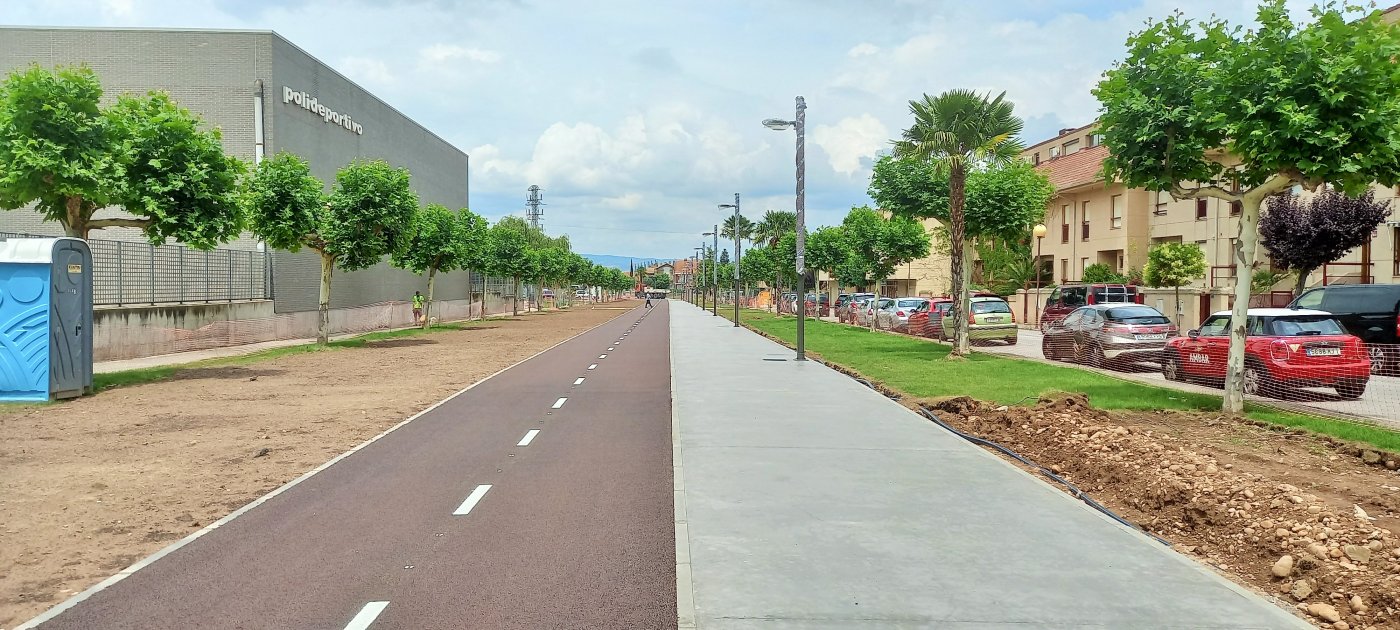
721 214 756 250
753 210 797 312
894 90 1023 356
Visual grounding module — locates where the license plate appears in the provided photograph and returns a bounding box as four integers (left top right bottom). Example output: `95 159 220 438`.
1134 333 1166 341
1306 347 1341 357
983 317 1004 323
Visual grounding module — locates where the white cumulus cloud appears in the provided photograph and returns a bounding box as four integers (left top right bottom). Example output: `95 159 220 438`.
419 43 502 65
811 114 889 177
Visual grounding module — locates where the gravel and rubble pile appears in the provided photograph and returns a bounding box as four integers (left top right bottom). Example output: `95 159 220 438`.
922 393 1400 629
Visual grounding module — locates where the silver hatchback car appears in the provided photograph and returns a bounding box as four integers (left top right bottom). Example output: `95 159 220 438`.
1042 304 1178 367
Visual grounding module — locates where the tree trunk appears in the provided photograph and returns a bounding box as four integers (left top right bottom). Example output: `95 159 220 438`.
1222 196 1263 413
423 267 437 330
64 196 86 240
1174 285 1183 329
1295 268 1311 297
512 277 520 316
317 251 334 345
948 165 970 356
827 275 838 320
869 277 881 330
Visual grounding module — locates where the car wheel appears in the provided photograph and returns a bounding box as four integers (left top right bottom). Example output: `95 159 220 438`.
1041 335 1057 360
1162 352 1183 381
1005 336 1017 346
1242 361 1279 398
1367 344 1389 376
1336 378 1367 400
1086 344 1106 368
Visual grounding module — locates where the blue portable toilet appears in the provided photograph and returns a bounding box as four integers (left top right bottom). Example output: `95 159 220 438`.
0 238 94 401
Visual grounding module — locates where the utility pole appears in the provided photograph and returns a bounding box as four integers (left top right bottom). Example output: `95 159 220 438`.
526 185 545 231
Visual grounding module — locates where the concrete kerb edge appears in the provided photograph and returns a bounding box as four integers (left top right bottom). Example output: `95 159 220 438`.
726 311 1310 628
15 305 643 630
670 303 698 630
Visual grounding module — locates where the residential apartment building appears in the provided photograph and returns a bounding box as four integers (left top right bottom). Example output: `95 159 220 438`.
1026 121 1399 322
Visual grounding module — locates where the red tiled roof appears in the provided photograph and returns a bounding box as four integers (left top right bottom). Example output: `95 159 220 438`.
1034 144 1109 192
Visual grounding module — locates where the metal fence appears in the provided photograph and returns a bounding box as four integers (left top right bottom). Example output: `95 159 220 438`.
0 232 270 306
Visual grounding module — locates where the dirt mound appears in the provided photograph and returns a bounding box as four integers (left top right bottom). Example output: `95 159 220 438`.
920 395 1400 629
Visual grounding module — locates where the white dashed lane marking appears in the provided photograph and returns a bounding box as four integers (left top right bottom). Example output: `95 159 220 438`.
588 364 597 370
343 601 389 630
599 354 608 359
574 377 585 385
552 397 568 409
517 429 540 447
452 485 492 516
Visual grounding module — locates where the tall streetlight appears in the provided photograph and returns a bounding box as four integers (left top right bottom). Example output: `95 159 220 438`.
702 225 719 316
763 96 807 361
719 193 741 327
1033 223 1048 329
694 246 704 308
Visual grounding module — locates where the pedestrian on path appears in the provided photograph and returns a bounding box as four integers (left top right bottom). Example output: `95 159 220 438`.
412 291 425 323
645 295 653 309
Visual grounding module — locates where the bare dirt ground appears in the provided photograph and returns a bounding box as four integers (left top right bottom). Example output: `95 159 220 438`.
921 393 1400 629
0 302 638 629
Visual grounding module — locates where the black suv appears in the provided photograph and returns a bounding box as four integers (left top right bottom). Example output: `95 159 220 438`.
1291 284 1400 375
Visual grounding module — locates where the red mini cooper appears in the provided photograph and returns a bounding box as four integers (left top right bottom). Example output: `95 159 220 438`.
1162 308 1371 399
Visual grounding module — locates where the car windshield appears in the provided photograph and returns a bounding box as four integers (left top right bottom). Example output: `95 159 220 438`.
875 299 894 309
896 299 924 308
1105 306 1169 324
1267 316 1345 336
971 300 1011 314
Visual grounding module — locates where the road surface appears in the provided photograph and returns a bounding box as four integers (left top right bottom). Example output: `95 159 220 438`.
24 303 675 630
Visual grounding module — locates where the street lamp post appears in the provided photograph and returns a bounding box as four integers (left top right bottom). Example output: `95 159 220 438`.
719 194 741 327
763 96 807 361
1033 223 1048 329
702 227 719 316
694 246 704 308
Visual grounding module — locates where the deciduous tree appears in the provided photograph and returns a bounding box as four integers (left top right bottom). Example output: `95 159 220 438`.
841 206 930 329
1143 242 1207 326
1260 189 1391 296
1093 0 1400 411
392 204 486 328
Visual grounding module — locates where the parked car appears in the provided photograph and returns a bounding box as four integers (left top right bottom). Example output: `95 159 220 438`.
1040 283 1143 331
842 296 871 323
1290 283 1400 376
908 298 949 337
940 296 1017 344
542 288 555 299
1042 304 1177 367
877 297 930 332
1162 308 1370 399
859 298 894 327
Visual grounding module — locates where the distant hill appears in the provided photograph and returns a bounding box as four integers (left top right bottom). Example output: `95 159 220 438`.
581 253 669 270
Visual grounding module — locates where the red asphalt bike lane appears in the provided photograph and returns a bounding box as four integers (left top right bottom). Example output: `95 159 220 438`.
27 302 676 630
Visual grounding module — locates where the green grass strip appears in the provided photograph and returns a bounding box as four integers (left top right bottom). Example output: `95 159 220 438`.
729 309 1400 452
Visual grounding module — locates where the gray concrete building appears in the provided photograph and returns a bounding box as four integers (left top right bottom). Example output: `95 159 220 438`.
0 26 473 315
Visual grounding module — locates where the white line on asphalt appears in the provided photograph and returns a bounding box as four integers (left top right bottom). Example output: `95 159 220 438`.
517 429 540 446
453 484 493 516
608 347 614 351
600 354 609 359
553 397 568 409
588 364 597 370
344 601 389 630
574 377 585 385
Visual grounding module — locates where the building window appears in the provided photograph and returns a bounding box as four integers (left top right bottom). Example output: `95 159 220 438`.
1061 258 1069 282
1063 139 1080 155
1060 204 1070 243
1394 227 1400 275
1195 198 1208 220
1153 191 1168 216
1081 201 1090 241
1229 200 1242 216
1033 152 1041 165
1087 133 1104 148
1080 257 1089 276
1050 146 1061 159
1110 194 1124 229
1118 252 1126 271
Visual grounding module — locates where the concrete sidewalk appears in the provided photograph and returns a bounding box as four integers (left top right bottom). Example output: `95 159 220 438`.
668 302 1305 629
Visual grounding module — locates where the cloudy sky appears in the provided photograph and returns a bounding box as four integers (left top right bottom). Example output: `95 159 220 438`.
2 0 1304 260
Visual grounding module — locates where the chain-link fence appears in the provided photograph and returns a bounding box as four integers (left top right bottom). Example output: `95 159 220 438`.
0 232 270 306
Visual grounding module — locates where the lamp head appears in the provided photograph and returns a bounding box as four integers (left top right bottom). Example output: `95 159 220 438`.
719 203 737 209
1033 223 1048 238
763 118 795 131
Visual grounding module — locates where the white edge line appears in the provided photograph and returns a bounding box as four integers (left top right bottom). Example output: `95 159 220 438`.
344 601 390 630
552 397 568 409
517 429 540 447
452 484 493 516
13 309 636 630
669 302 696 628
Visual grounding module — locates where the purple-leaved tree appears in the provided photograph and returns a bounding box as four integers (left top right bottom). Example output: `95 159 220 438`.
1259 189 1391 297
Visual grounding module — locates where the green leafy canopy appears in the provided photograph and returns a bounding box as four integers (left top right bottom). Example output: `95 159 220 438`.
323 160 419 271
1143 242 1208 289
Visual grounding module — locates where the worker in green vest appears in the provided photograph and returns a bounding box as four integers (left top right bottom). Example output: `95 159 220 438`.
412 291 425 324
